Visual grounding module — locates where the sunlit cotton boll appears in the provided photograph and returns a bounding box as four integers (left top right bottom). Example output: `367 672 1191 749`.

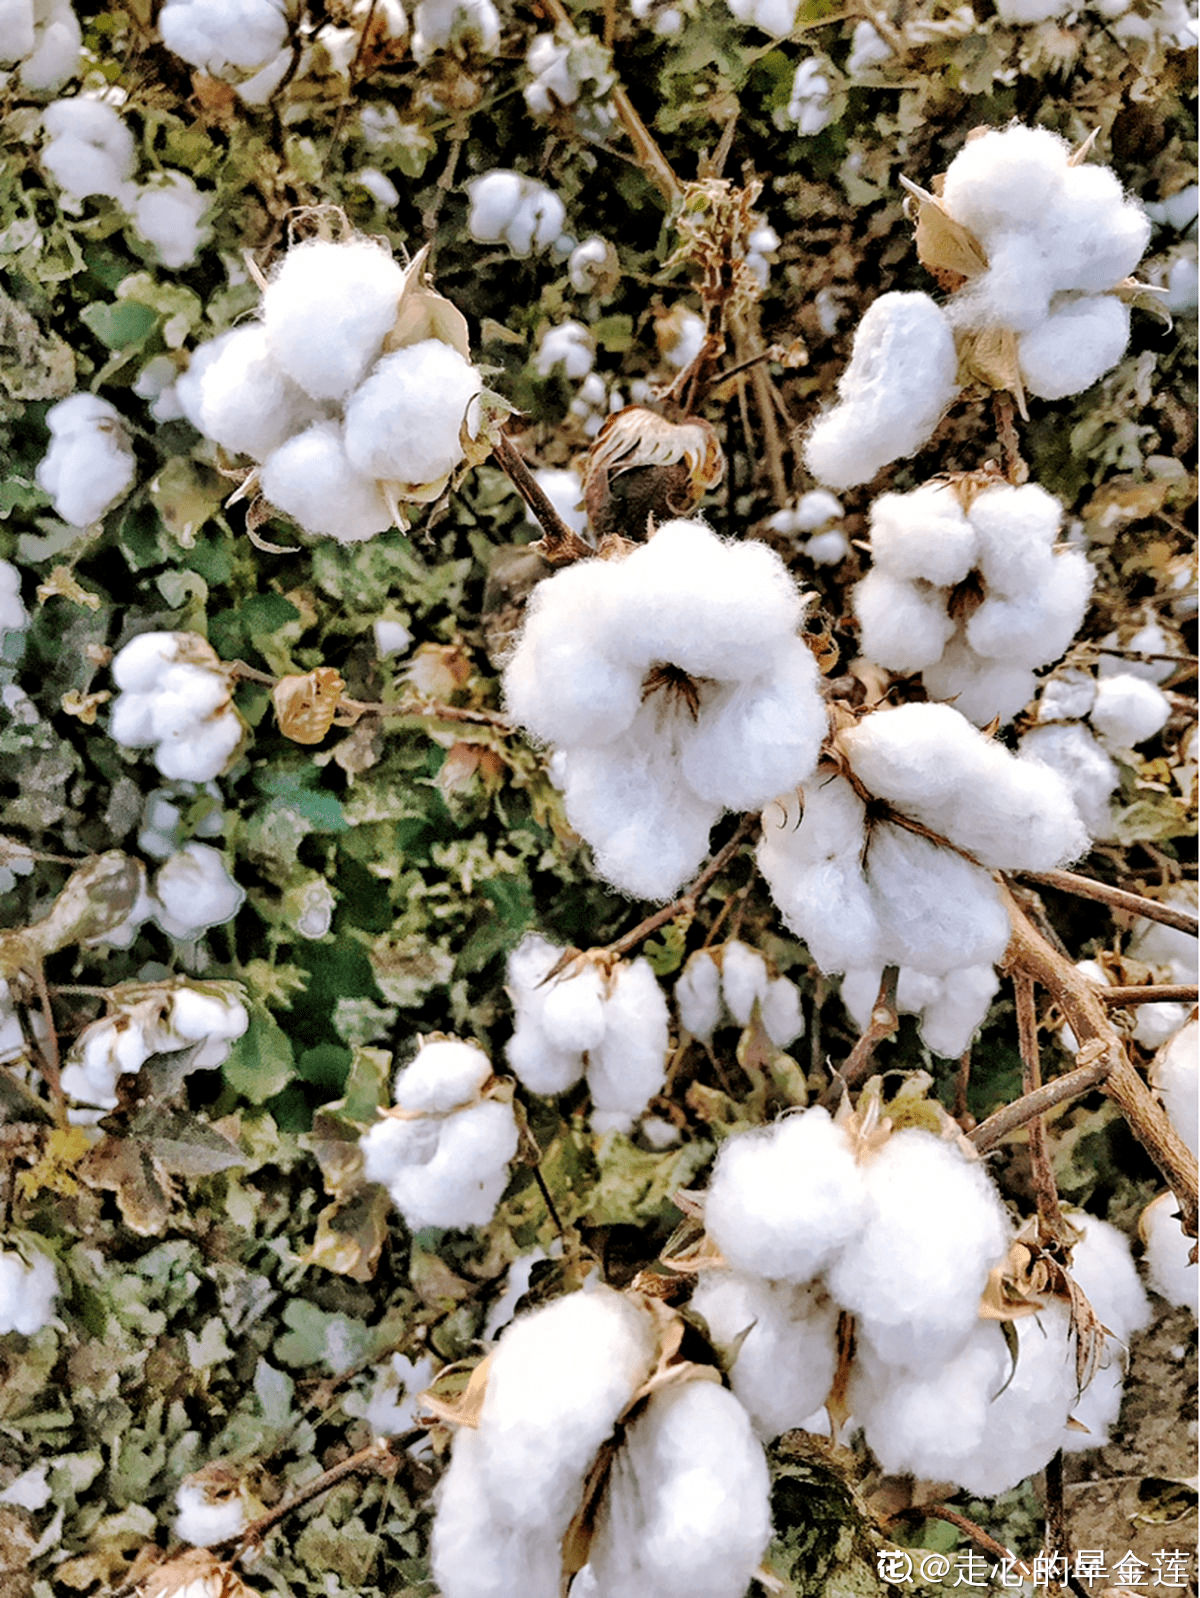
0 1248 58 1336
36 392 136 527
157 0 290 85
260 420 393 542
2 0 82 91
1089 672 1171 749
173 1480 249 1547
153 843 245 939
803 292 960 489
41 96 136 209
129 171 210 269
343 338 481 487
1140 1192 1197 1312
109 632 244 783
1150 1019 1198 1159
194 325 324 463
534 320 595 379
704 1106 870 1285
467 171 567 258
411 0 500 62
584 957 670 1133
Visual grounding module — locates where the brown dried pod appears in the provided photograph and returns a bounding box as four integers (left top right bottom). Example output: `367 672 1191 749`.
271 668 346 744
583 407 724 544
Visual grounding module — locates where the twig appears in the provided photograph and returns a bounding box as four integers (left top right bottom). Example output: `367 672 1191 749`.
993 391 1030 485
884 1504 1032 1578
224 1434 416 1554
1043 1451 1077 1598
1099 984 1198 1006
1017 870 1198 935
969 1055 1114 1153
604 815 760 958
953 1046 973 1126
1014 970 1069 1240
822 965 899 1103
30 962 66 1127
492 432 594 564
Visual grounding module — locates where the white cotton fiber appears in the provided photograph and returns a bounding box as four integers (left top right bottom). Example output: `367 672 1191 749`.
587 1380 772 1598
0 1248 58 1336
1053 163 1151 295
1150 1020 1198 1159
156 712 244 782
1018 295 1132 402
196 324 322 461
540 962 607 1053
727 0 799 32
705 1107 869 1285
262 239 405 402
395 1038 492 1112
478 1286 657 1532
36 392 136 527
1090 673 1171 749
9 0 81 91
1141 1192 1197 1312
803 292 959 488
868 481 977 586
130 171 209 268
676 951 723 1042
154 843 244 938
387 1099 518 1228
825 1128 1011 1371
260 420 393 541
969 482 1062 593
412 0 500 62
690 1270 839 1439
940 125 1070 245
41 96 136 207
720 940 769 1028
158 0 289 77
466 170 565 257
344 338 481 487
432 1427 564 1598
918 963 1000 1058
1018 722 1119 839
586 958 669 1132
535 320 595 379
867 822 1012 976
1038 669 1098 724
853 569 957 673
1068 1213 1152 1344
174 1481 248 1546
162 984 248 1064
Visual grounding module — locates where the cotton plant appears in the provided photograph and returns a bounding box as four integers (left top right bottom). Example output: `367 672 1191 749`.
35 392 137 528
109 632 246 783
430 1284 772 1598
725 0 798 34
359 1038 519 1230
60 980 249 1109
568 235 618 296
765 491 849 565
0 0 81 92
466 170 569 258
853 478 1094 727
157 0 293 105
757 701 1088 1056
675 939 804 1050
504 518 828 901
505 935 670 1132
0 1244 59 1336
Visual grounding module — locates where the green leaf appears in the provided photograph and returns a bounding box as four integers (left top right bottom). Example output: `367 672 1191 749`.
222 1008 296 1103
79 299 158 350
253 1357 295 1429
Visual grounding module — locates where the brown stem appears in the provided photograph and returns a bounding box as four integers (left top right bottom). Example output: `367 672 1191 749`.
1099 984 1197 1006
969 1056 1113 1153
31 962 66 1128
953 1046 973 1127
1000 883 1198 1236
228 662 511 730
605 814 760 958
1018 869 1198 936
493 432 594 564
1043 1450 1071 1598
1014 970 1068 1240
224 1434 415 1554
885 1504 1033 1578
993 391 1030 485
822 965 899 1104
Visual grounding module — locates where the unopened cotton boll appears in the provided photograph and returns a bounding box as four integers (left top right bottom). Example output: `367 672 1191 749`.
344 339 481 487
1090 673 1171 749
36 392 136 527
130 172 210 269
260 420 392 541
690 1270 838 1439
587 1379 771 1598
1150 1020 1198 1159
705 1106 869 1285
804 293 959 488
41 96 136 209
826 1128 1011 1371
154 843 245 939
262 239 406 403
1140 1192 1197 1312
0 1247 58 1336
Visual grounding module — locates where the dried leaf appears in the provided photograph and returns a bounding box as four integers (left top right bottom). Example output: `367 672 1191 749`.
419 1351 494 1429
957 326 1029 417
584 407 724 543
271 668 346 744
140 1548 254 1598
60 688 111 724
78 1135 176 1235
36 565 102 610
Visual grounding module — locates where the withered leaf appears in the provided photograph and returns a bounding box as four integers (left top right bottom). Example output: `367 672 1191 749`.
304 1184 392 1282
78 1135 175 1235
957 326 1029 418
900 176 988 287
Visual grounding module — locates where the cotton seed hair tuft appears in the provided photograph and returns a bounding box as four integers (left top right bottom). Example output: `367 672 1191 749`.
109 632 245 783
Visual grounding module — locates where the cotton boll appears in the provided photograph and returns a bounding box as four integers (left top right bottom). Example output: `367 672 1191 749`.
16 0 81 91
867 823 1012 977
676 951 722 1042
388 1099 518 1229
727 0 798 31
158 0 289 77
41 96 136 207
761 976 805 1049
994 0 1069 19
826 1128 1011 1371
916 963 1000 1058
854 569 956 673
1018 294 1132 402
174 1482 248 1546
394 1038 491 1113
804 293 960 489
1051 164 1151 294
786 57 834 135
361 1112 440 1184
1150 1020 1198 1159
260 420 392 541
1067 1214 1152 1344
149 662 233 739
344 339 481 486
1133 1002 1190 1052
868 482 977 586
719 941 767 1028
412 0 500 62
690 1271 838 1439
940 125 1070 247
967 482 1062 594
534 320 595 379
0 1248 58 1336
466 171 565 258
705 1107 869 1285
432 1427 564 1598
954 233 1054 334
847 17 892 73
587 958 669 1132
538 962 607 1054
1037 668 1098 724
466 170 523 242
155 709 244 782
154 843 244 938
1140 1192 1196 1312
658 306 705 370
967 548 1094 667
130 172 210 269
587 1380 772 1598
506 1022 585 1097
477 1287 658 1534
164 986 248 1063
261 239 405 403
37 392 136 527
196 325 322 462
921 635 1039 729
1018 722 1119 839
1090 673 1171 749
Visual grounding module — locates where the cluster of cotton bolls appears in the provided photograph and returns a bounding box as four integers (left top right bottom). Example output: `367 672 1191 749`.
0 0 81 93
534 320 595 381
185 236 484 541
466 170 569 258
412 0 500 62
35 392 136 529
995 0 1198 47
109 632 245 783
765 490 848 565
41 99 211 268
505 936 669 1132
785 58 837 135
0 1245 59 1336
359 1039 518 1230
1020 663 1173 840
432 1284 772 1598
504 518 828 901
939 126 1150 400
758 702 1088 1055
854 479 1093 727
675 940 804 1050
60 980 248 1109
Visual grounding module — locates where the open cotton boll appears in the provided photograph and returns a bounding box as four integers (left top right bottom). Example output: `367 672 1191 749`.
196 324 322 463
704 1107 869 1285
968 481 1062 594
260 420 392 541
676 951 722 1043
1050 163 1151 295
0 560 28 644
1133 1001 1190 1052
130 172 209 269
786 57 835 135
466 171 565 257
37 392 136 527
1018 722 1119 840
41 96 136 207
803 293 959 489
920 634 1040 729
394 1038 491 1113
0 1248 58 1336
869 481 977 586
826 1128 1011 1371
587 1379 772 1598
951 233 1054 335
539 963 607 1054
412 0 500 62
10 0 81 91
262 239 406 402
162 985 248 1064
387 1099 518 1229
1090 673 1171 749
940 125 1070 246
477 1287 658 1533
158 0 289 78
1018 295 1132 402
587 958 669 1132
432 1427 565 1598
866 822 1011 976
727 0 798 31
1067 1214 1152 1344
853 569 956 673
344 339 481 487
720 940 769 1028
1099 618 1179 684
174 1482 248 1546
762 976 805 1049
917 963 1000 1058
1150 1020 1198 1159
154 843 244 938
155 710 244 782
1141 1192 1197 1312
360 1112 440 1183
149 662 232 738
690 1271 838 1440
1038 668 1098 724
534 320 595 380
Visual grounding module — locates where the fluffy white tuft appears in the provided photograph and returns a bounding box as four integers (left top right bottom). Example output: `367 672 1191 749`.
36 392 136 527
